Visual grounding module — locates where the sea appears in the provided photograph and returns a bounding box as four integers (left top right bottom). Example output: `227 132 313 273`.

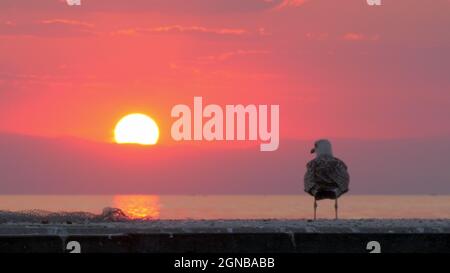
0 195 449 220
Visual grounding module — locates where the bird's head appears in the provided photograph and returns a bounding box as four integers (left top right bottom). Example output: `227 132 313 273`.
310 139 333 157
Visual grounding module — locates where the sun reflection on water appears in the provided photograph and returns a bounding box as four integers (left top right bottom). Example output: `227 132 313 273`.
113 195 161 219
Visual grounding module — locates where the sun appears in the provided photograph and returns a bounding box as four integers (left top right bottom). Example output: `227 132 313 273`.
114 113 159 145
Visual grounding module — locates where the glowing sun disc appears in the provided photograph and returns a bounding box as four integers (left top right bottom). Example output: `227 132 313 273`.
114 113 159 145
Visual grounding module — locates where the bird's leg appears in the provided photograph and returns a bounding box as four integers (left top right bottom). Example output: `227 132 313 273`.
334 198 338 220
314 197 317 221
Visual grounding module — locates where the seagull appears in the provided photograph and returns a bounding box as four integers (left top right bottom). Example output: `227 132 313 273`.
304 139 350 220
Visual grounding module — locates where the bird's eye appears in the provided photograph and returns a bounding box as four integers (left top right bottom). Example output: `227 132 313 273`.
314 143 317 148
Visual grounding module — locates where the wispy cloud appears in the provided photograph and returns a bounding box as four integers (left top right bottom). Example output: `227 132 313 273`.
275 0 309 10
199 49 270 62
149 25 247 35
0 19 96 37
342 32 380 42
40 19 94 28
113 25 248 36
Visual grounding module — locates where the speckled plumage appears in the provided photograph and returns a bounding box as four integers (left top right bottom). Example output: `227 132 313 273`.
304 155 350 199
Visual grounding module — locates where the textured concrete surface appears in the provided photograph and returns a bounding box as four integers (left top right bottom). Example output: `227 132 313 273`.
0 219 449 253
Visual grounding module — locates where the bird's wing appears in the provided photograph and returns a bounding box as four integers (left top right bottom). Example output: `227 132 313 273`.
304 157 350 195
303 161 316 194
318 157 349 192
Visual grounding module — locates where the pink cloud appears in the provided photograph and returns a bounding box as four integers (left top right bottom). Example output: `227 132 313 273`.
199 49 270 62
275 0 309 9
342 32 380 42
0 18 96 37
40 19 94 28
113 25 248 36
146 25 247 35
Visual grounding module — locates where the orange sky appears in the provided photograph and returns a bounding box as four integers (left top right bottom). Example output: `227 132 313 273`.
0 1 450 194
0 0 449 144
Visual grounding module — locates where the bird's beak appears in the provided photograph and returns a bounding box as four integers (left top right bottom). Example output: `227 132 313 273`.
310 148 315 154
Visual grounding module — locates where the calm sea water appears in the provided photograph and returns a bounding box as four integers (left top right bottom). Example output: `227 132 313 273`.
0 195 449 219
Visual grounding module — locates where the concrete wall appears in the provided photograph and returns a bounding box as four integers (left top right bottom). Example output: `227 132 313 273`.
0 233 449 253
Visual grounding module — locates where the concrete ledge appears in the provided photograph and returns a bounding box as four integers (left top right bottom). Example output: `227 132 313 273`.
0 233 449 253
0 220 449 253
